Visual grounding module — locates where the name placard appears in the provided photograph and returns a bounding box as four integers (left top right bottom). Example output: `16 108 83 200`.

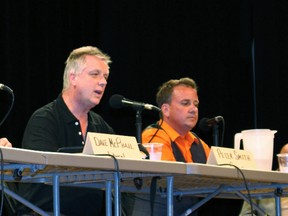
83 132 143 159
207 146 256 169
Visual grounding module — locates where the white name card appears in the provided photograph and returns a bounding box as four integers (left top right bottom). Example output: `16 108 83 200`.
83 132 143 159
207 146 256 169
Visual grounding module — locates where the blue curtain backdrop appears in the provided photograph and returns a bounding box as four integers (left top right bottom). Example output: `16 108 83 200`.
1 0 288 214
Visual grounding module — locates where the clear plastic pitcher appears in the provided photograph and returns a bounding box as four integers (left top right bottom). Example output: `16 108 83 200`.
234 129 277 170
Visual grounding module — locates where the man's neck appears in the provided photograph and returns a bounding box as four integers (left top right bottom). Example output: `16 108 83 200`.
162 119 190 137
62 91 89 120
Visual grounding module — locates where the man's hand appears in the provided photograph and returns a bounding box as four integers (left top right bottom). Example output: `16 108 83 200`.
0 138 12 147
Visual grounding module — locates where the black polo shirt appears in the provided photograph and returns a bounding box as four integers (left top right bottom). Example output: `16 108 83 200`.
18 95 114 215
22 94 114 151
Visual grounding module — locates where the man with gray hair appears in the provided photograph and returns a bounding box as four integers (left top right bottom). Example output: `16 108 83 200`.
18 46 114 215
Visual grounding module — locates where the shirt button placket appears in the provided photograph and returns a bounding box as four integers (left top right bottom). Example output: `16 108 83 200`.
75 121 84 145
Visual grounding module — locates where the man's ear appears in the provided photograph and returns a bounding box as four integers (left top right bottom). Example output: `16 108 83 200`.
69 70 77 86
161 104 170 118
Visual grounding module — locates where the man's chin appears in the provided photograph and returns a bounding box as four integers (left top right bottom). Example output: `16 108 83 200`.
186 123 197 130
88 99 101 109
92 96 102 104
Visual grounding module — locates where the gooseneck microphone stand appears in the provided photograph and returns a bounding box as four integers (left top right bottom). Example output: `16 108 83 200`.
135 109 143 144
199 116 225 147
134 108 149 158
212 124 219 147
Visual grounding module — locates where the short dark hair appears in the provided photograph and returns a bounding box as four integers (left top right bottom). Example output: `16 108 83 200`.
156 77 198 107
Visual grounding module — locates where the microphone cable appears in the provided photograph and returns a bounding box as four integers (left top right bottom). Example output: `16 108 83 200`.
180 163 253 216
92 154 127 215
147 111 164 144
218 164 254 216
0 86 14 215
0 86 14 127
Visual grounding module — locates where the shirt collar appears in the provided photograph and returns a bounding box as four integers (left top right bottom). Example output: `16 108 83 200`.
161 120 195 144
56 94 77 124
56 94 96 128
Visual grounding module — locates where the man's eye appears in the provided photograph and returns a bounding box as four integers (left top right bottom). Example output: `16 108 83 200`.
90 72 99 76
181 101 199 107
181 101 190 106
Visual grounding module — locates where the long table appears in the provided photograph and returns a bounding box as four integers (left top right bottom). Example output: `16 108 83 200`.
0 147 288 216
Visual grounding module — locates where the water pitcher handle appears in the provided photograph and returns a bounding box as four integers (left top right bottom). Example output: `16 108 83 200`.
234 133 242 149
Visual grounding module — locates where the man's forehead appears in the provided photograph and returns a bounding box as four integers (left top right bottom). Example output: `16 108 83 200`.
173 86 197 94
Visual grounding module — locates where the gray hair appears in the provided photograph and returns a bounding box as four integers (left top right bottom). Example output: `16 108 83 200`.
62 46 111 91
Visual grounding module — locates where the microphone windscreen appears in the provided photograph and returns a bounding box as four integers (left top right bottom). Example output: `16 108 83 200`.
109 94 124 109
198 117 210 131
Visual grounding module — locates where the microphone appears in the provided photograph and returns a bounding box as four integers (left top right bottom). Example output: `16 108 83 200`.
199 116 223 131
109 94 161 112
0 83 13 94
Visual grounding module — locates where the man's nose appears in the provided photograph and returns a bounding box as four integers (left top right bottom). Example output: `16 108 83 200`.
98 76 107 87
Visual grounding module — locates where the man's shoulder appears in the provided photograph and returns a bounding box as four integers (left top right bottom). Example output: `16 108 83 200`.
88 110 104 121
88 110 114 133
142 123 170 139
31 101 56 117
